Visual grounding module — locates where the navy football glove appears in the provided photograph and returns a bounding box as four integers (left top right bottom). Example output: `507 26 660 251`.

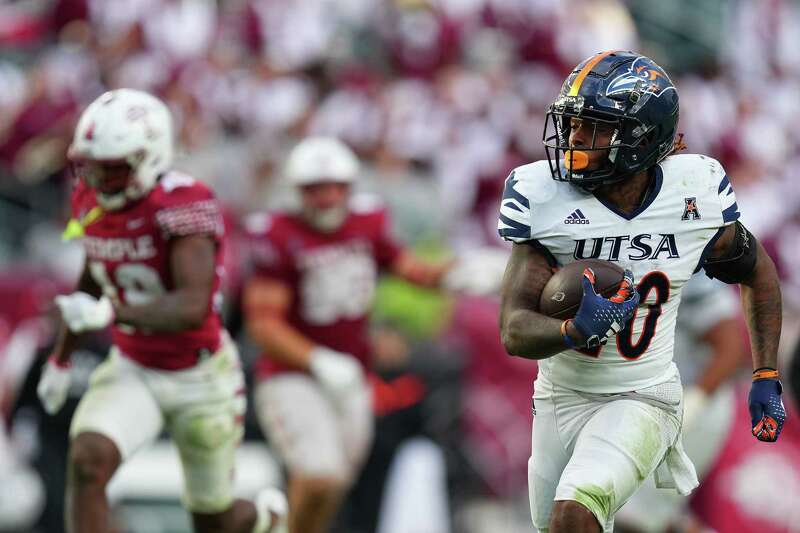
565 268 640 349
749 369 786 442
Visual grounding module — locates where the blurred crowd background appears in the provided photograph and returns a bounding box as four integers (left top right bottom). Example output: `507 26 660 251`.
1 0 800 532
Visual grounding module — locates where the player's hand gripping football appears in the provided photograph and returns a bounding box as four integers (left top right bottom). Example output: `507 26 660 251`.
309 347 365 404
37 357 71 415
564 268 640 349
55 292 115 333
749 368 786 442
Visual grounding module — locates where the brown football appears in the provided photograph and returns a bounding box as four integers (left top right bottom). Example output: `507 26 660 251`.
539 259 625 319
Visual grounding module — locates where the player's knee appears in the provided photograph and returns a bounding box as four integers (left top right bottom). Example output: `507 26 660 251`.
175 410 239 453
69 432 120 487
550 500 601 533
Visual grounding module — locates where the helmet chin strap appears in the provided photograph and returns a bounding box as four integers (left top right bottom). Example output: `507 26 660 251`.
96 190 128 210
303 205 348 233
608 129 621 163
565 129 626 191
95 180 145 211
571 159 629 193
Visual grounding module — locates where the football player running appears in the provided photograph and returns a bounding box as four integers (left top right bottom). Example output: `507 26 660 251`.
243 136 483 533
36 89 286 533
497 51 785 533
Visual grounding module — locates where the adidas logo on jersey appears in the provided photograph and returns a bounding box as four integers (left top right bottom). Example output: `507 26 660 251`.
565 209 590 224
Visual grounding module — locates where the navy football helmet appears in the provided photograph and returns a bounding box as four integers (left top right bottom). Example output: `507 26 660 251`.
543 50 679 189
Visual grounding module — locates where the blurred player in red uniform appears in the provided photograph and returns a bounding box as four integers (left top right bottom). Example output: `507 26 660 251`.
36 89 286 533
243 136 493 533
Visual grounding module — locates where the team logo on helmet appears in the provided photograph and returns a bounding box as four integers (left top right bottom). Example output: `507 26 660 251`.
606 57 675 98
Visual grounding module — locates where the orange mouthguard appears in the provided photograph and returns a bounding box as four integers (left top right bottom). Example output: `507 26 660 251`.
565 150 589 171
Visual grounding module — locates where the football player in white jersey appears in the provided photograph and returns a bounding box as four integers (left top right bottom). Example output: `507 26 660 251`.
497 50 785 533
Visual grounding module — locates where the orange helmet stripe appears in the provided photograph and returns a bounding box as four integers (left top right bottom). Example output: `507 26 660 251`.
568 50 620 97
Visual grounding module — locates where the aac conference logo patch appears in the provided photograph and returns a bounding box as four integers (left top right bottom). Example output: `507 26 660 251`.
682 197 701 220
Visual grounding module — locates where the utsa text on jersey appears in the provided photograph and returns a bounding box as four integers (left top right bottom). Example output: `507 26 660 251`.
573 233 680 261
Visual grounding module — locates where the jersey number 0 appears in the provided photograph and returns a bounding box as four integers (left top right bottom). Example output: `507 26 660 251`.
579 271 670 359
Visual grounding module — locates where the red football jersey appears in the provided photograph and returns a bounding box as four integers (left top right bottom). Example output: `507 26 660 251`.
247 199 403 378
71 171 225 370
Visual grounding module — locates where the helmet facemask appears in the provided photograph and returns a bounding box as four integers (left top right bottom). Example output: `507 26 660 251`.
543 96 657 191
69 150 147 211
302 204 349 233
298 182 351 233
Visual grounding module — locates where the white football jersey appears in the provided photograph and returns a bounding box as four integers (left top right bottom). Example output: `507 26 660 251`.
498 154 740 393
